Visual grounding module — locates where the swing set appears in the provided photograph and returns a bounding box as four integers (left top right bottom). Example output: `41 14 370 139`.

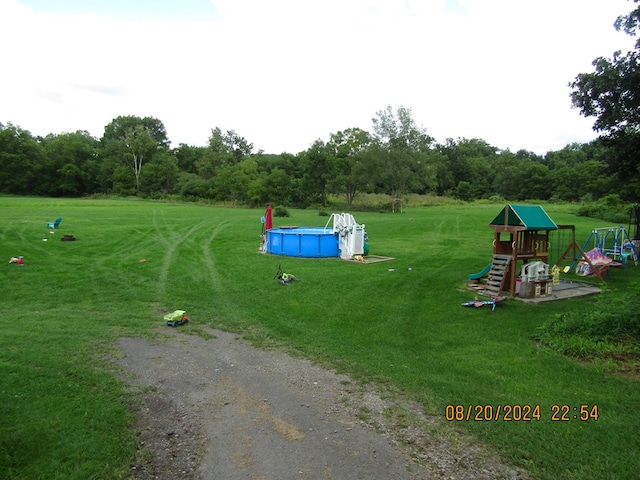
581 226 638 267
551 225 638 282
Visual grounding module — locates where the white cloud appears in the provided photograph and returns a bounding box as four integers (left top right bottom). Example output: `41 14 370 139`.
0 0 636 153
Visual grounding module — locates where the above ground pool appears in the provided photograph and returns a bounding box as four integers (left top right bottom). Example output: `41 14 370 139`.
266 227 339 258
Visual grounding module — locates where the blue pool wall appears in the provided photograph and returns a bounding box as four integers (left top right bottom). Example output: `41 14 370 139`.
266 227 339 258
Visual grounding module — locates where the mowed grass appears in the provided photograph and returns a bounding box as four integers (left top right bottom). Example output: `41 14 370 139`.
1 196 639 479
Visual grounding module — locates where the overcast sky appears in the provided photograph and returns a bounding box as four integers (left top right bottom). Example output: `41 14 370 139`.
1 0 637 154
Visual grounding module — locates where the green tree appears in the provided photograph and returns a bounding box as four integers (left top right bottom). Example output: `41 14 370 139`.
211 158 260 204
432 155 456 196
544 142 613 201
569 1 640 201
326 128 374 206
438 138 498 199
176 172 211 200
102 115 170 149
263 167 296 206
138 151 180 197
209 127 253 159
491 150 520 199
99 116 169 194
0 123 43 195
125 125 157 191
174 144 206 174
371 106 434 210
112 165 136 195
454 180 473 201
518 161 551 200
254 153 305 207
300 139 333 206
40 131 99 196
196 127 254 180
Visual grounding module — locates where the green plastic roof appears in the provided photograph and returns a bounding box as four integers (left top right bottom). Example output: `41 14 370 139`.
489 205 558 230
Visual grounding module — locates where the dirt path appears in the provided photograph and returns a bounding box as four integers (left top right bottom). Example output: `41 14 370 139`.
115 327 526 480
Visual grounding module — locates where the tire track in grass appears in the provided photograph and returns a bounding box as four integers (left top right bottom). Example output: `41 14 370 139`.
96 227 159 263
434 213 461 239
200 221 227 292
156 218 209 298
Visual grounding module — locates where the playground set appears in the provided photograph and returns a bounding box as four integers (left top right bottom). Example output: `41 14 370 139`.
467 205 639 300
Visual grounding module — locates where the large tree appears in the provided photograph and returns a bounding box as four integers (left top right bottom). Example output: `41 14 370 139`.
102 115 170 149
569 1 640 200
326 128 374 206
124 125 157 191
371 106 434 211
100 116 169 193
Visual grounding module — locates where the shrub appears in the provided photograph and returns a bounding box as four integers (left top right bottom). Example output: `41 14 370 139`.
576 200 633 224
274 206 290 217
534 290 640 359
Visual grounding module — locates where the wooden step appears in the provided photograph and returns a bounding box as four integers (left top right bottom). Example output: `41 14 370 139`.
468 254 512 296
487 254 512 295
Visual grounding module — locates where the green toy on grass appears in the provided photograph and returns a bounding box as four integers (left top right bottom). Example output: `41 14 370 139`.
165 310 189 326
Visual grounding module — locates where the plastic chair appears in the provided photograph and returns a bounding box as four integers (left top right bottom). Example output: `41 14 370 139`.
47 217 62 229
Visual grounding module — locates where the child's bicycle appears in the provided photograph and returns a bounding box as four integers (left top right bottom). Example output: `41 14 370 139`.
275 265 298 285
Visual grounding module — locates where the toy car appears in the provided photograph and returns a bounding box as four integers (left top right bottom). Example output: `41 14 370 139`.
164 310 189 326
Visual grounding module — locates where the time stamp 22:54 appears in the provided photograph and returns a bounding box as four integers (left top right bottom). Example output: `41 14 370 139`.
445 404 599 422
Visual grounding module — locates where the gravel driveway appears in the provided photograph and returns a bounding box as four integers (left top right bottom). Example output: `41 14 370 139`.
115 327 526 480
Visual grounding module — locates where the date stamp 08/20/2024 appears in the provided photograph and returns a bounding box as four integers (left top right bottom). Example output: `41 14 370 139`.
445 404 599 422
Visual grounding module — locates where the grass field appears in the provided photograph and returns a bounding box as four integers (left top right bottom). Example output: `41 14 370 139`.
1 196 639 479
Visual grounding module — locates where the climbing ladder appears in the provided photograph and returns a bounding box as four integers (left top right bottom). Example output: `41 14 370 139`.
468 254 511 296
485 254 511 296
325 212 366 259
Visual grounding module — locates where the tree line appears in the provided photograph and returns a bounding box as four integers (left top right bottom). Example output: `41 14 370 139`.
0 106 628 207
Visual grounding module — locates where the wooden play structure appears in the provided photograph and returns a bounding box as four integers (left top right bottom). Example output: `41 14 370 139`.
481 205 559 297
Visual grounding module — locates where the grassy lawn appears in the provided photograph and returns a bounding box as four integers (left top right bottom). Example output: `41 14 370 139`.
1 196 638 479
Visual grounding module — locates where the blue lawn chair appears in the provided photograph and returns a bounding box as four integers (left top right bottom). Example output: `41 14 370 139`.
47 217 62 229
